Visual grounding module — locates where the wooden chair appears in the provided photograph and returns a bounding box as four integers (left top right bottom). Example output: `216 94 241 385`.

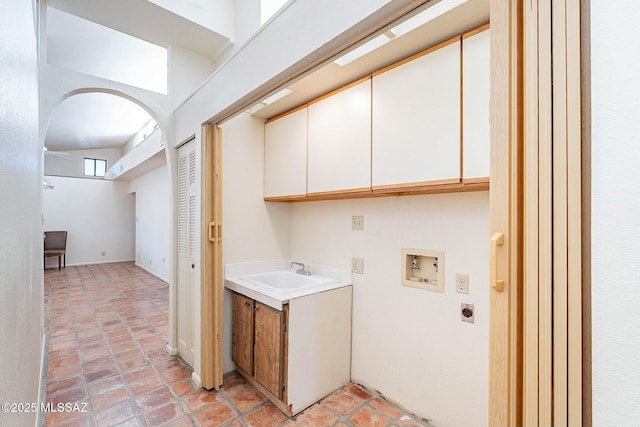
44 231 67 270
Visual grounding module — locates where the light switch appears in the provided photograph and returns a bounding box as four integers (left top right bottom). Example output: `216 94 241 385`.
351 257 364 274
352 215 364 231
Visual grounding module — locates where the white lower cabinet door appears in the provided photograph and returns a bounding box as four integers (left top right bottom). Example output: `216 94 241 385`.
307 79 372 195
372 39 461 189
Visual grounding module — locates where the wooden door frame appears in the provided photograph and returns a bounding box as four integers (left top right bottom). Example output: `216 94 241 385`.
201 124 223 390
489 1 588 425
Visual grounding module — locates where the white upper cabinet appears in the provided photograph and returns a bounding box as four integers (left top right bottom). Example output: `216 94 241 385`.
372 39 461 188
462 29 490 180
264 107 308 198
307 79 372 194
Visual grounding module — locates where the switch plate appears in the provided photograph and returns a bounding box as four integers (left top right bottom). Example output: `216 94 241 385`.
461 303 474 323
352 215 364 231
456 273 469 294
351 257 364 274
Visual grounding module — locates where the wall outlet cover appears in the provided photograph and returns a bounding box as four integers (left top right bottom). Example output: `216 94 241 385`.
456 273 469 294
461 303 474 323
351 215 364 231
351 257 364 274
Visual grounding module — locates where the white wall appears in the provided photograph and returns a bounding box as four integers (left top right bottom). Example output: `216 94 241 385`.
289 193 490 426
0 0 44 425
44 147 122 178
130 165 170 281
43 176 135 267
220 112 291 372
168 46 216 109
591 1 640 425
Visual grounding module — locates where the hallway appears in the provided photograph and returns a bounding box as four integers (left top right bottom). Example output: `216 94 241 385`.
44 263 427 427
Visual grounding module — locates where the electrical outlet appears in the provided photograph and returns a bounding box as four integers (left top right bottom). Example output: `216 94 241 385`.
351 215 364 231
456 273 469 294
461 303 474 323
351 257 364 274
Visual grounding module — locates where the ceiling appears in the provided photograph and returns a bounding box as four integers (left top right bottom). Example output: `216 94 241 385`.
43 0 234 154
43 0 490 155
248 0 490 120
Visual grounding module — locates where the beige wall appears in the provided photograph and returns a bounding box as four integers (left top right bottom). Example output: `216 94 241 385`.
220 112 291 372
0 0 44 425
591 1 640 424
290 193 490 426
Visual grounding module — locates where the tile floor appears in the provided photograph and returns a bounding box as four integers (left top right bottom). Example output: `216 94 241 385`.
44 262 429 427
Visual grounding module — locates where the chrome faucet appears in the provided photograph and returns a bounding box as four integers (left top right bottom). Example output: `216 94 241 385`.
291 261 311 276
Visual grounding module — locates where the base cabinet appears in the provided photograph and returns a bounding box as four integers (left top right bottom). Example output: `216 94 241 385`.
232 293 285 400
230 286 352 415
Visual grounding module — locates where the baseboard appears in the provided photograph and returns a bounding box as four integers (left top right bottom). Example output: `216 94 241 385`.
191 371 203 389
36 333 48 427
166 344 178 356
134 263 169 283
44 258 135 269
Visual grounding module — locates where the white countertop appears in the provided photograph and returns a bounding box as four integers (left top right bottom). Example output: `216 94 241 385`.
224 260 352 310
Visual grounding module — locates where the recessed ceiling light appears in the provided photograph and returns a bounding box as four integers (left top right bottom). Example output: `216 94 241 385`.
246 88 292 114
334 0 469 67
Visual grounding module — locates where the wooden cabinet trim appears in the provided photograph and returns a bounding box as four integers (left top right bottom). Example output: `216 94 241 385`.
265 180 489 202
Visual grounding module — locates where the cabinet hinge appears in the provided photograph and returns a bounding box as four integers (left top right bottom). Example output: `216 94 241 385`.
282 383 286 392
283 322 286 333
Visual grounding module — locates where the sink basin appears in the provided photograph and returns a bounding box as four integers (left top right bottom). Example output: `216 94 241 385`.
240 270 336 294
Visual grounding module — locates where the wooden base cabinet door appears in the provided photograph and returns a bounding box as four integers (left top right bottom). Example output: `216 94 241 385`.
232 293 254 374
254 302 284 399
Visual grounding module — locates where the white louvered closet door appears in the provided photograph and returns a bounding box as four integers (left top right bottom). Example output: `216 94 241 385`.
177 140 197 367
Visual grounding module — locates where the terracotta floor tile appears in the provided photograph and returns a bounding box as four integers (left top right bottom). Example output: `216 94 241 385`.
88 376 125 397
167 417 197 426
48 354 79 370
220 372 253 397
118 355 149 372
370 397 402 420
161 367 193 384
135 386 174 412
171 379 196 397
123 366 156 384
85 367 119 383
45 264 426 427
49 386 87 406
47 376 83 395
294 404 339 426
94 401 135 427
128 376 165 397
83 355 115 373
228 388 267 413
147 349 170 363
194 402 236 427
244 403 287 427
144 402 186 426
90 388 130 412
181 389 219 412
345 384 372 401
113 347 143 361
348 406 390 427
322 389 363 416
48 363 82 381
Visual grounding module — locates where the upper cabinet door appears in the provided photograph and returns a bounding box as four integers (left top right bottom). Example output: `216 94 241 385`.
264 107 308 198
462 29 490 181
307 79 372 195
372 39 461 189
